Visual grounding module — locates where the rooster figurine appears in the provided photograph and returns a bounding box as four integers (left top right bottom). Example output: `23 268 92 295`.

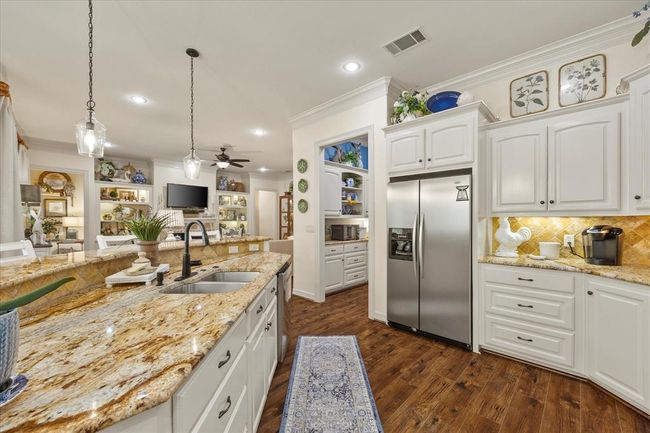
494 217 532 258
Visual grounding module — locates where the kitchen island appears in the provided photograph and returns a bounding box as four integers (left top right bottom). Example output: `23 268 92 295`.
0 249 290 433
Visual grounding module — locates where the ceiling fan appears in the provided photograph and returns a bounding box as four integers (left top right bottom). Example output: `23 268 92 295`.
210 147 251 169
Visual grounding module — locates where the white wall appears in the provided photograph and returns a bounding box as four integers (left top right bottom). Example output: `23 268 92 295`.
292 93 389 319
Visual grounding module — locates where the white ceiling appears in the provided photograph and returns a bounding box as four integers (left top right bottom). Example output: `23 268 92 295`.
0 1 636 172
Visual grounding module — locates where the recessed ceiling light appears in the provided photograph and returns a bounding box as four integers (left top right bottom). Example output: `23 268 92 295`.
129 95 148 104
259 167 269 172
343 61 361 73
251 128 267 136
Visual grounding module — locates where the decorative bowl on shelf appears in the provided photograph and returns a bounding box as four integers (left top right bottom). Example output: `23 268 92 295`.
426 91 461 113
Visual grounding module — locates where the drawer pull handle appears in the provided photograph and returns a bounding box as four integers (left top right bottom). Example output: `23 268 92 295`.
271 287 276 294
218 350 231 368
218 396 232 419
517 303 534 309
265 320 272 331
517 336 533 342
256 305 264 314
587 290 594 295
517 277 534 282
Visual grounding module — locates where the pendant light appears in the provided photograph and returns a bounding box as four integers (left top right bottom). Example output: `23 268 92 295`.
75 0 106 158
183 48 202 179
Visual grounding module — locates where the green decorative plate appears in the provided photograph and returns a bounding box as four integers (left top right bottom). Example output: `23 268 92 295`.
297 199 308 213
298 178 308 193
297 158 308 174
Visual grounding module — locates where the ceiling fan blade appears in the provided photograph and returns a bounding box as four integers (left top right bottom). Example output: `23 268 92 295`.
229 159 250 163
230 162 244 168
210 163 216 166
215 154 228 161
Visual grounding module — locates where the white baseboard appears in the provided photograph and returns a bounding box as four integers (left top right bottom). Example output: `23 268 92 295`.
373 311 387 323
292 288 319 302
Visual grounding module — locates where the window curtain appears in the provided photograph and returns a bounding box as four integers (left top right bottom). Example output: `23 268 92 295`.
0 81 29 243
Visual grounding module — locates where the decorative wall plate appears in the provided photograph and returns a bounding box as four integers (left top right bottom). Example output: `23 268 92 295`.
297 159 308 173
38 171 72 195
298 178 308 193
297 199 308 213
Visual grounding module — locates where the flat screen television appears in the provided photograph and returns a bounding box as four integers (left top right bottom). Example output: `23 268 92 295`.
166 183 208 208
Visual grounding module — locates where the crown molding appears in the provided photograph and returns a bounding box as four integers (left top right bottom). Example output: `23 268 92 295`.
422 16 639 94
621 63 650 83
289 76 392 129
383 100 497 134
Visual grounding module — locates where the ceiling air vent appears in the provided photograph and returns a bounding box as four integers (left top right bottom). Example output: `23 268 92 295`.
383 28 427 56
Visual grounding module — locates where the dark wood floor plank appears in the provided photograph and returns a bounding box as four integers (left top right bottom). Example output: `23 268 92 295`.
258 285 650 433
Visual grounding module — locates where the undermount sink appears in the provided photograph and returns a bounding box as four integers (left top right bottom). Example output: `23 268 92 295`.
161 271 260 294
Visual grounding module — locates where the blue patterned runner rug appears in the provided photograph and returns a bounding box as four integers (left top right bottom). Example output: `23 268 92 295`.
280 336 384 433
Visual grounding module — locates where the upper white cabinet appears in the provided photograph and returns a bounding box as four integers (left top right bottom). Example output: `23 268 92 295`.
321 167 342 216
547 107 620 211
385 102 496 176
626 65 650 212
490 123 547 213
387 128 425 173
585 277 650 411
488 98 624 214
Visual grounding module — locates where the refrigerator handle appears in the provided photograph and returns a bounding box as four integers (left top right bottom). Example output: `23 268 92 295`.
412 213 419 278
418 213 424 279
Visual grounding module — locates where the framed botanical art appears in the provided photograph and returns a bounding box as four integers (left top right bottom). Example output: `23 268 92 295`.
44 198 68 217
510 71 549 118
559 54 606 107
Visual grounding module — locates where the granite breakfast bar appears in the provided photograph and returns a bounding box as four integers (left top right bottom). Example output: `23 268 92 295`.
0 237 290 433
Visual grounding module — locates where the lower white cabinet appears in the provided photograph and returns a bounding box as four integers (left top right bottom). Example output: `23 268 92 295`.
585 277 650 411
479 263 650 414
322 242 367 294
102 276 280 433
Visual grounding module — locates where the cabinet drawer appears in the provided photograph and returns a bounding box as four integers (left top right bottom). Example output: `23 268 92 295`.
173 314 247 433
483 264 575 294
195 345 248 433
484 283 575 330
484 314 575 369
344 242 367 253
247 290 268 337
324 244 344 256
344 267 367 286
265 275 278 299
344 252 366 269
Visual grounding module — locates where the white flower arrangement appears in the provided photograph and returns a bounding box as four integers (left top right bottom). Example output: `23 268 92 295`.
391 89 430 124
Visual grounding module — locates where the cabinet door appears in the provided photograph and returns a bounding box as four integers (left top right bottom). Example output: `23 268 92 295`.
548 108 620 211
387 129 425 173
321 167 342 216
490 124 547 213
629 72 650 211
323 254 344 292
247 316 267 432
265 299 278 390
425 112 474 169
586 278 650 410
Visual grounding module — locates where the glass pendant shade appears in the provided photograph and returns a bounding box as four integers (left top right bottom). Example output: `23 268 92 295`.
75 111 106 157
216 161 230 169
183 150 202 179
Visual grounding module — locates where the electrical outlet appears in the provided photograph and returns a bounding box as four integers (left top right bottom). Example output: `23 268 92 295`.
228 246 239 254
249 243 259 252
564 234 575 247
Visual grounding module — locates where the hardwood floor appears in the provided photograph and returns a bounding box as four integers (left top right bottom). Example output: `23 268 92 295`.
258 285 650 433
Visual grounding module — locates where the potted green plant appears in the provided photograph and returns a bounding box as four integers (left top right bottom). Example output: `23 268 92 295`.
123 213 169 266
391 89 430 124
0 277 75 389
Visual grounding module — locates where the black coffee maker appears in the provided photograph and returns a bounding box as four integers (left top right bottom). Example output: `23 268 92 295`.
581 225 624 266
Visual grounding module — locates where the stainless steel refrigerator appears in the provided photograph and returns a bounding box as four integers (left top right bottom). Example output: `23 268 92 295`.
387 170 472 349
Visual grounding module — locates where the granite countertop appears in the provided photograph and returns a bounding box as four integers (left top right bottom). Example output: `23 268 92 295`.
324 239 369 245
1 251 290 433
479 255 650 287
0 236 270 290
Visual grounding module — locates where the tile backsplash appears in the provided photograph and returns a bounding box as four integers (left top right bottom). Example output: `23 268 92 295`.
492 216 650 266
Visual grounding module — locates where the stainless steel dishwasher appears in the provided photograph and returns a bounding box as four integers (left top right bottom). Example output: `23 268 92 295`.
276 261 292 362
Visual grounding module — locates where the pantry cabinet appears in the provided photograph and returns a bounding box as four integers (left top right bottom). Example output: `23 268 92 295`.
488 99 624 214
385 102 496 176
323 253 345 292
322 167 342 216
626 65 650 212
322 242 367 294
585 277 650 411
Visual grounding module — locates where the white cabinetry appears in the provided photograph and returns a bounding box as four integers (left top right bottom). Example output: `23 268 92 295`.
488 98 624 214
585 277 650 411
322 242 367 294
479 263 650 414
625 65 650 212
322 168 342 216
385 102 496 176
489 123 547 213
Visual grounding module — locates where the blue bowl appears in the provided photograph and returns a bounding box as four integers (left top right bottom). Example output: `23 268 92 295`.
426 91 461 113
